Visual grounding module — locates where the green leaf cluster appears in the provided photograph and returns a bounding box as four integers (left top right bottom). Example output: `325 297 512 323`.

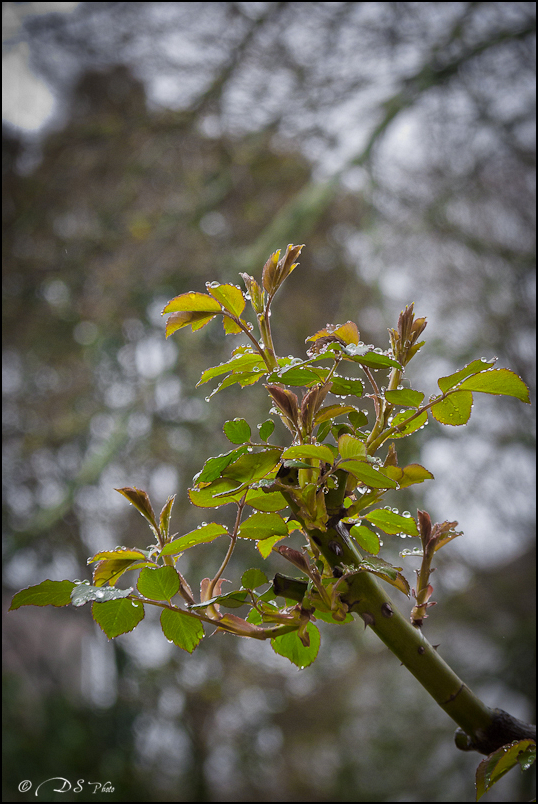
10 244 530 671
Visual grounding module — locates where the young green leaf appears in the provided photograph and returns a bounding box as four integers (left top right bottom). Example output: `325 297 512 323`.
363 509 418 536
137 566 181 601
271 623 320 668
241 568 269 589
202 370 266 401
345 350 402 370
72 582 133 607
240 273 265 313
349 409 369 429
314 403 359 426
349 524 381 554
431 390 473 426
9 579 76 610
220 449 282 488
87 548 151 587
378 462 432 493
396 463 434 488
194 446 250 484
458 368 530 403
390 410 428 438
206 282 246 317
338 434 367 460
278 367 329 386
437 358 496 393
338 460 398 489
316 420 332 442
258 419 275 442
244 488 288 512
160 608 204 653
330 376 364 397
257 533 289 558
306 321 359 346
189 477 249 508
165 310 218 337
159 495 176 540
115 487 158 533
281 444 335 464
163 291 222 316
238 512 288 540
384 388 425 408
92 597 144 638
163 292 223 336
160 523 228 555
197 351 266 386
222 316 244 335
347 558 410 596
223 418 252 445
92 558 154 588
88 548 150 565
475 739 536 801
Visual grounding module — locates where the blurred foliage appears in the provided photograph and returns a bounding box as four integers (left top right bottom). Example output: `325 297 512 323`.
3 2 535 802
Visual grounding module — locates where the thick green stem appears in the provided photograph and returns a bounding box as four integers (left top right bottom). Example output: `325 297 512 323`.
257 309 279 370
344 568 493 736
283 499 535 754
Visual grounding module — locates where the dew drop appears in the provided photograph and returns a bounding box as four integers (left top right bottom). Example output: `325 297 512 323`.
392 507 399 514
402 511 411 518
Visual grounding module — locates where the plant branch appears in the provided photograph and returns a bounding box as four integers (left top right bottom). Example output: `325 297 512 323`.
131 594 299 640
301 519 535 753
207 495 246 600
367 388 456 455
222 311 274 370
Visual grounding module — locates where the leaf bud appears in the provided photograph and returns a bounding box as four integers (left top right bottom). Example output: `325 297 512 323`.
261 250 281 294
265 385 299 432
240 273 265 313
277 545 311 575
417 509 432 543
262 244 304 296
300 383 330 434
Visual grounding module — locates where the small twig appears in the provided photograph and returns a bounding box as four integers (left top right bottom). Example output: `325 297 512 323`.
207 494 247 600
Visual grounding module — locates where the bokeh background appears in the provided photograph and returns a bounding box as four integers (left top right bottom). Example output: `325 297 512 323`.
2 2 535 801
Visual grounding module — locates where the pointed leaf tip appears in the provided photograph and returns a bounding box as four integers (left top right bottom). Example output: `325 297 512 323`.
115 487 158 531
